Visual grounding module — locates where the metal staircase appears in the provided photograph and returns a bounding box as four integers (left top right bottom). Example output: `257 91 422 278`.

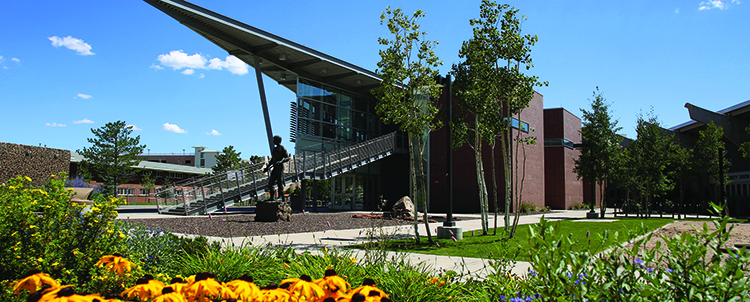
155 132 399 216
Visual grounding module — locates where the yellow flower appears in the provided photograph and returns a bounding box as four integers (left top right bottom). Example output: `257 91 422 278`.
90 207 100 212
183 273 234 302
106 229 114 234
350 257 357 264
256 284 291 302
29 225 37 229
11 231 17 236
118 232 126 239
350 278 389 302
36 285 90 302
225 274 260 302
95 254 134 277
314 269 351 301
25 176 32 182
282 275 324 302
12 270 60 295
152 287 187 302
37 258 44 263
121 275 165 302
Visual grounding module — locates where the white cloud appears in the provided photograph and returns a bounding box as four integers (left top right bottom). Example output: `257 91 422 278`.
207 56 249 75
199 73 205 79
127 124 142 131
48 36 95 55
153 50 248 76
46 122 66 127
150 63 163 70
698 0 739 9
11 58 20 63
206 129 221 136
75 93 92 99
163 123 187 133
73 118 94 124
675 8 680 13
156 50 207 70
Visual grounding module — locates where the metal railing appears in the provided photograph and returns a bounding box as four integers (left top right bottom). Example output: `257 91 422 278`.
154 131 398 215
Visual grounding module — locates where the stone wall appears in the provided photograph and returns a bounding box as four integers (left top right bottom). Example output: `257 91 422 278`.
0 142 70 187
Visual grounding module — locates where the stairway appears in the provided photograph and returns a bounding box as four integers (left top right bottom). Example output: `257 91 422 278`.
156 132 398 216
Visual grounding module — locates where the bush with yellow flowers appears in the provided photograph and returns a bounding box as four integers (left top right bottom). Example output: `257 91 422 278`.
0 173 127 289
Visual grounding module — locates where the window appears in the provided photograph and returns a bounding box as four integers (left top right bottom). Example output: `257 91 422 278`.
116 188 134 196
200 159 205 167
139 188 150 196
168 172 182 179
155 171 164 177
185 160 191 164
544 138 574 149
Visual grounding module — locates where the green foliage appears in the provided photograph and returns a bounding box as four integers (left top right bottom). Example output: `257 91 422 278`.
213 145 243 173
0 173 125 284
80 120 146 197
574 87 623 213
452 0 547 236
567 203 590 210
694 121 730 185
375 5 442 243
627 111 677 215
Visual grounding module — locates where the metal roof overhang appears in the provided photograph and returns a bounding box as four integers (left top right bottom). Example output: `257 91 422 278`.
144 0 382 96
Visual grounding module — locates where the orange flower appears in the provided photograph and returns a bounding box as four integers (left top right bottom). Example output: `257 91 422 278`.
121 275 165 302
152 286 188 302
256 284 291 302
95 254 134 277
281 275 324 302
13 269 60 295
182 272 234 302
350 278 389 302
313 270 351 301
225 274 260 302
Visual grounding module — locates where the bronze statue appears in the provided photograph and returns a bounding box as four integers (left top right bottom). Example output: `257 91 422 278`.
263 135 290 201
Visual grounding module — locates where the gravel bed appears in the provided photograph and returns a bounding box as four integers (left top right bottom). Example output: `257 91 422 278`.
122 212 477 238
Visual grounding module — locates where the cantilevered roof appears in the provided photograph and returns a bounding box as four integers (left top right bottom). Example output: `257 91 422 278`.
71 152 213 175
144 0 382 96
669 99 750 132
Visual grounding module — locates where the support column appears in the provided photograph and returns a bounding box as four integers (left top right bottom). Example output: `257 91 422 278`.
254 55 275 154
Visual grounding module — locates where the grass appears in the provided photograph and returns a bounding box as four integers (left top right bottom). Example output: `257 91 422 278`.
349 218 675 262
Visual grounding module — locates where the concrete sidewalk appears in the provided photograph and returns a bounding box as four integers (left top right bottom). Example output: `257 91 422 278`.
118 208 601 278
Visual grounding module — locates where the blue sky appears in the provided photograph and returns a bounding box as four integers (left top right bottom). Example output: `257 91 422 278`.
1 0 747 159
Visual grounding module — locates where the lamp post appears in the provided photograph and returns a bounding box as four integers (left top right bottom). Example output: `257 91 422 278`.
436 74 462 240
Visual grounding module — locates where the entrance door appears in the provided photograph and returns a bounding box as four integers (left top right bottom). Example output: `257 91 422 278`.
331 175 363 210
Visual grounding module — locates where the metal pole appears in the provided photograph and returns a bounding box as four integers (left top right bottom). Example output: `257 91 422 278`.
155 188 160 214
218 176 226 212
199 179 207 215
235 171 242 205
252 164 258 199
719 147 726 218
254 55 275 154
181 186 188 216
444 75 455 227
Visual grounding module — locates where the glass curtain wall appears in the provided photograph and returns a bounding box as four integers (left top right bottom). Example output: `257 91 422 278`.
295 77 378 152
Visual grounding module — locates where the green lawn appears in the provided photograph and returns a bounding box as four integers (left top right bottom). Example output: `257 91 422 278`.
350 218 675 262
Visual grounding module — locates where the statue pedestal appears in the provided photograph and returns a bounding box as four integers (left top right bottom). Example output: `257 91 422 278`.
255 200 292 222
586 211 600 219
437 226 463 240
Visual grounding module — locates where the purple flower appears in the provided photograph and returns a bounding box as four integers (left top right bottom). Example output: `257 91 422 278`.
666 268 673 273
327 221 331 227
449 230 454 236
529 270 537 277
302 209 306 214
436 242 441 247
634 259 644 264
586 231 590 237
452 237 457 242
208 213 212 219
472 230 475 237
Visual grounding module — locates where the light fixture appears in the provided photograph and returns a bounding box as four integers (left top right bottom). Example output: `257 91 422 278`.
280 73 287 81
279 53 286 61
321 68 327 75
356 79 362 86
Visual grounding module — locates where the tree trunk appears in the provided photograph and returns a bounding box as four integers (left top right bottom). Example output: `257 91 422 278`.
599 180 606 219
407 133 420 243
491 140 498 236
474 116 489 235
415 132 433 243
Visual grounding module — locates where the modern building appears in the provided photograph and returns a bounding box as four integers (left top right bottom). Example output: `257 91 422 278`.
669 101 750 216
144 0 589 212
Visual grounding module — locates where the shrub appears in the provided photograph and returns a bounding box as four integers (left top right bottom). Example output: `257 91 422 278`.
567 202 589 210
0 173 126 285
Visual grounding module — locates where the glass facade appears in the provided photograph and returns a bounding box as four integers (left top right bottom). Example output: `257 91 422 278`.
294 77 379 152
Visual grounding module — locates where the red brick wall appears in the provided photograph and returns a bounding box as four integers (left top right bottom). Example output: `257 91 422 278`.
543 108 584 209
429 90 546 213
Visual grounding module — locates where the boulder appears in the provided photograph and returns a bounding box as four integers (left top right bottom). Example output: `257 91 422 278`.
255 200 292 222
392 196 415 218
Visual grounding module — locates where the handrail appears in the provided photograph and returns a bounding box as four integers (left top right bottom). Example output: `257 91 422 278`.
156 131 398 215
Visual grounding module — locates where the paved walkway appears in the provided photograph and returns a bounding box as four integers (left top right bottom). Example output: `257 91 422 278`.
115 208 623 278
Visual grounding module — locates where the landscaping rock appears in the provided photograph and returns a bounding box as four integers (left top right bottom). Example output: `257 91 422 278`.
392 196 415 218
